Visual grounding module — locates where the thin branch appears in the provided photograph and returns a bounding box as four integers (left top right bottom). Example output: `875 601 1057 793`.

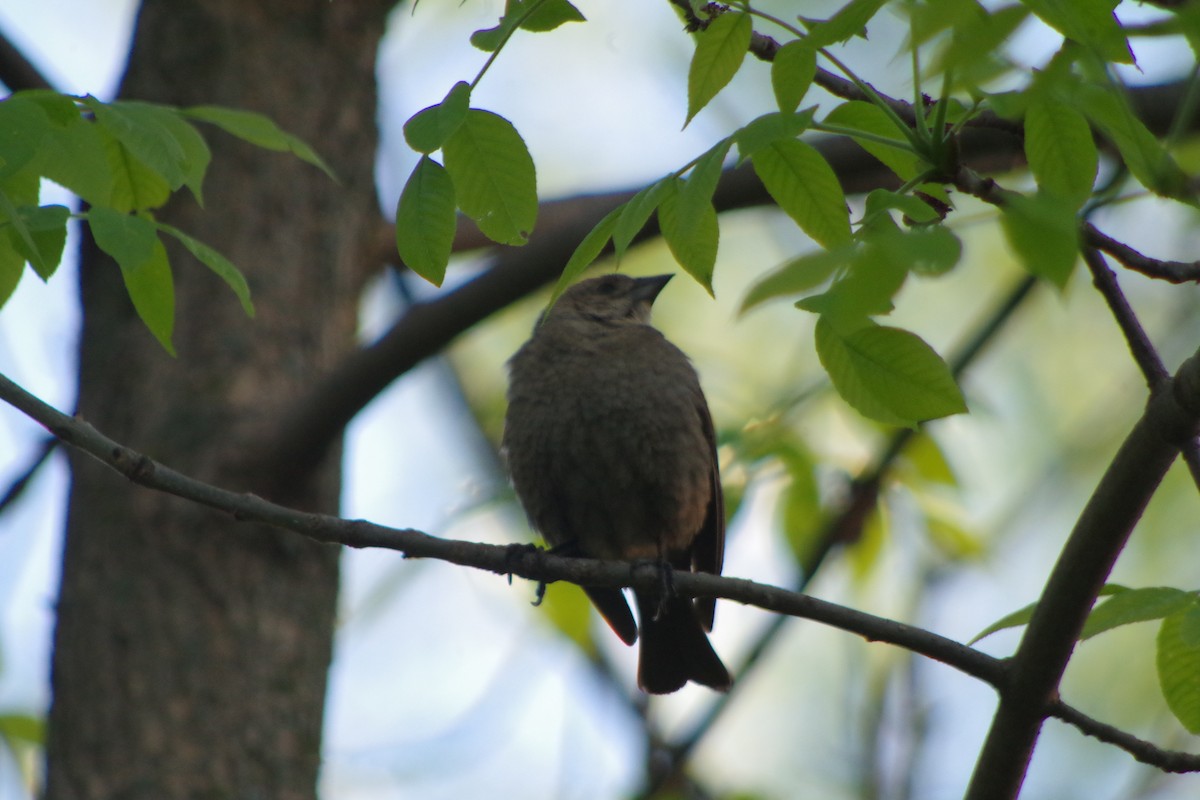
2 369 1198 777
1082 245 1200 490
1086 225 1200 284
1082 248 1172 389
1048 700 1200 774
0 369 998 682
963 346 1200 800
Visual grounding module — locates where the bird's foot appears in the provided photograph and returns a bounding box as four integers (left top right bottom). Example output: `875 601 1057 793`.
502 542 548 603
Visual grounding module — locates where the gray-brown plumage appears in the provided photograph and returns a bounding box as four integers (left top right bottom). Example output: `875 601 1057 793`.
502 273 731 694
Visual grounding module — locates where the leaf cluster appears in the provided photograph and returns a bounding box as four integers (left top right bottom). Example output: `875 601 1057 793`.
0 91 329 353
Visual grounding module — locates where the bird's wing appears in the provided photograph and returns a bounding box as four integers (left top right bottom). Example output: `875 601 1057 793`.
690 397 725 631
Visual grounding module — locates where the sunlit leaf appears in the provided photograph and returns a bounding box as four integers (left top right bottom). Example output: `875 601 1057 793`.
815 317 966 427
1025 99 1097 207
156 221 254 317
546 205 623 309
1157 602 1200 733
184 105 335 179
687 11 752 125
740 244 854 314
612 176 672 259
1023 0 1134 64
443 110 537 246
804 0 888 48
658 178 718 294
1000 191 1079 288
87 207 175 355
772 41 817 114
751 140 851 248
735 109 815 161
1082 587 1195 640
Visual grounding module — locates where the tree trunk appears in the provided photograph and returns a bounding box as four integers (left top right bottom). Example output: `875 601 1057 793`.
45 2 393 797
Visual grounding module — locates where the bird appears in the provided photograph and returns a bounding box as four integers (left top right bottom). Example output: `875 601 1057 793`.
502 272 731 694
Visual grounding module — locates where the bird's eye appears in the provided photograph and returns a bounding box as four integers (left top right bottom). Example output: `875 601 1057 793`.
595 278 620 295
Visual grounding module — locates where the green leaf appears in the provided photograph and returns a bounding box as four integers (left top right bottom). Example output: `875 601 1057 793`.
403 82 472 154
18 89 81 127
155 222 254 317
1082 587 1195 640
686 11 752 125
1000 191 1079 288
863 189 941 225
751 140 851 248
0 713 44 746
442 110 537 246
5 204 70 279
612 176 672 259
780 449 821 565
87 207 175 355
1025 99 1097 207
740 244 853 313
184 105 335 180
932 4 1030 89
658 178 718 294
677 138 731 223
0 95 53 180
394 156 457 286
823 101 922 181
1157 602 1200 733
0 229 23 308
815 317 967 427
545 204 623 309
772 41 817 114
33 114 115 206
1067 81 1190 200
734 109 815 161
970 601 1037 644
85 98 208 197
104 134 171 212
877 224 962 276
1023 0 1134 64
804 0 889 48
520 0 586 32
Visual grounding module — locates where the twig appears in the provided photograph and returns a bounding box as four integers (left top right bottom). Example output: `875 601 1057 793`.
1082 248 1171 389
1086 225 1200 284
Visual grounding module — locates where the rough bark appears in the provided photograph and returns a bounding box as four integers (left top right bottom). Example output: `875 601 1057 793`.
44 2 393 798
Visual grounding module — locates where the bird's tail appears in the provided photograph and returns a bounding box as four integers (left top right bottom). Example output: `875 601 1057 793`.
635 592 732 694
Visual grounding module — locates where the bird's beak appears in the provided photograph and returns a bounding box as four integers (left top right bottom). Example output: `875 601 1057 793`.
631 274 673 305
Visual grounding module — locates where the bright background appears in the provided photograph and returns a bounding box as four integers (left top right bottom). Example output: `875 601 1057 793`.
1 2 1199 799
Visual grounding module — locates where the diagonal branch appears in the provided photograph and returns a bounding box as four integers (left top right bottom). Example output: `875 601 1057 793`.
3 369 1199 777
0 21 54 92
963 346 1200 800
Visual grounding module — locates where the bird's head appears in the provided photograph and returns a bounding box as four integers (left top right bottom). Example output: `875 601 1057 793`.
545 273 673 327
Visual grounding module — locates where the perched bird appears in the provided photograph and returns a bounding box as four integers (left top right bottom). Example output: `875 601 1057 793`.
502 272 731 694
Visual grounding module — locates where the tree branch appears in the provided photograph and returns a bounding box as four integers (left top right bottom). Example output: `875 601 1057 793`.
0 21 54 92
963 347 1200 800
2 369 1197 777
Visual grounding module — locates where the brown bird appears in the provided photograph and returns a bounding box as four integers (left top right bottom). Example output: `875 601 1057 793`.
502 272 731 694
